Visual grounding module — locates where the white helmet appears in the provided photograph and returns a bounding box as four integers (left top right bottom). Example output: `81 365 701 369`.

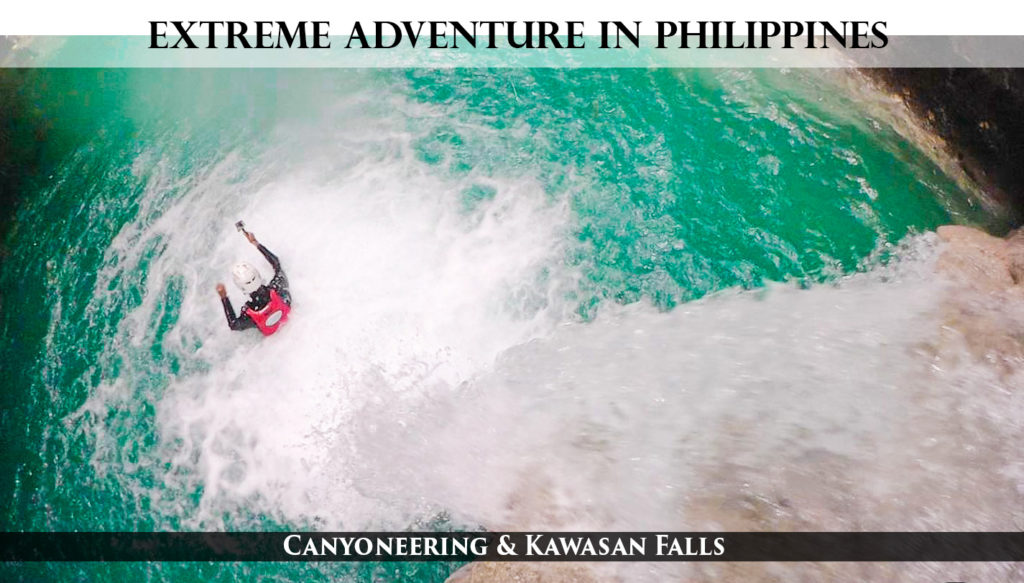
231 262 263 295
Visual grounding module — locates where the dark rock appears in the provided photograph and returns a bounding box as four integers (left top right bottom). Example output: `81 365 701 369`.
866 69 1024 227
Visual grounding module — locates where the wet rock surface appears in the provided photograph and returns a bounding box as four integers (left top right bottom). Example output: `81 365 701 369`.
446 226 1024 583
935 224 1024 373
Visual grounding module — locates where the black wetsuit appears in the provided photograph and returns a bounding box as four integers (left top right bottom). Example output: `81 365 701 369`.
221 244 292 331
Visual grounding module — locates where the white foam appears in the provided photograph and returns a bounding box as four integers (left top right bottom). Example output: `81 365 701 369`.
75 82 575 528
346 235 1021 534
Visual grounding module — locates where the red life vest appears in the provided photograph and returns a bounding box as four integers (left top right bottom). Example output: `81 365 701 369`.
244 289 291 336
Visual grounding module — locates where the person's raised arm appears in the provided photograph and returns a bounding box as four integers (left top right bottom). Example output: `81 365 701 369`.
217 283 255 331
244 231 282 276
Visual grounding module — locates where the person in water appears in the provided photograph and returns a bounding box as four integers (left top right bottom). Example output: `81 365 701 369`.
216 229 292 335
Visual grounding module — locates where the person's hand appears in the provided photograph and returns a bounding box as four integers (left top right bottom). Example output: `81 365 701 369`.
246 231 257 245
216 283 227 298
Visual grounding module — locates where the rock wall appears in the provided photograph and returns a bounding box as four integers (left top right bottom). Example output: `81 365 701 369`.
867 69 1024 224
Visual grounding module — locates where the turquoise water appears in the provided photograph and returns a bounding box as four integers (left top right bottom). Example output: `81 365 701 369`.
0 68 1013 581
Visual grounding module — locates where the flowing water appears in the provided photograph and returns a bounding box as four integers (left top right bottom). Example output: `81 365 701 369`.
1 68 1021 581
